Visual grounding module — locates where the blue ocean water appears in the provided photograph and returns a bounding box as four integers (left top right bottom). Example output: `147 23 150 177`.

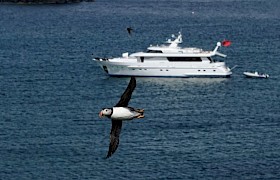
0 0 280 179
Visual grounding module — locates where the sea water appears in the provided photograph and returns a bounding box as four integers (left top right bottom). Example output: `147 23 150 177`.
0 0 280 179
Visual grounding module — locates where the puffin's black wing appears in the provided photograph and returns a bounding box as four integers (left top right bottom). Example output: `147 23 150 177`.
115 77 136 107
106 77 136 158
106 120 122 158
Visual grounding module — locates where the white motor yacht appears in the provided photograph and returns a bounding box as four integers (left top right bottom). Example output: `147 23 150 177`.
93 32 233 78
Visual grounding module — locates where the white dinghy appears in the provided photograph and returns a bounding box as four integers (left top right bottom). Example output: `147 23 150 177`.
243 71 269 78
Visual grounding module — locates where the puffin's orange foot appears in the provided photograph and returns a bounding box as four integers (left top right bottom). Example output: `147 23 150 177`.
137 115 145 119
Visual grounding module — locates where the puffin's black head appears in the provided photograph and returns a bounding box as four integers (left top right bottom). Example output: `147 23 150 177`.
99 108 113 118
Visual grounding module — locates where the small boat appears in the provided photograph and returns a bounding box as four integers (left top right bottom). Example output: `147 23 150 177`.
243 71 269 78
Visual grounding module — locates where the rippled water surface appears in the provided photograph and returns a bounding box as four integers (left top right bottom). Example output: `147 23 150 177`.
0 0 280 179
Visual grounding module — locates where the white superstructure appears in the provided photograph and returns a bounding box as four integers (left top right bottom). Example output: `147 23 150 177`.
93 32 233 78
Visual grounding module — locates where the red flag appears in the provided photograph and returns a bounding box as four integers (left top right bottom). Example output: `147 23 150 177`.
222 40 231 47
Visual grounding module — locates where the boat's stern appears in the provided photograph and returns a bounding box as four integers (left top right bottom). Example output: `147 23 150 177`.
225 67 233 77
212 61 232 77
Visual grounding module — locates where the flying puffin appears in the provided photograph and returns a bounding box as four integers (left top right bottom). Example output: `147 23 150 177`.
99 77 144 158
126 27 133 35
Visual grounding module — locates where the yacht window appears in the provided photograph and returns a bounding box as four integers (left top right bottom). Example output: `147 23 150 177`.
147 50 163 53
167 57 202 61
140 57 144 63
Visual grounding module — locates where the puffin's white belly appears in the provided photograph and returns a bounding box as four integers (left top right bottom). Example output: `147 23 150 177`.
111 107 135 120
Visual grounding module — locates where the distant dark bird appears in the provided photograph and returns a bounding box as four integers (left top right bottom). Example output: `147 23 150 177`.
126 27 133 35
99 77 144 158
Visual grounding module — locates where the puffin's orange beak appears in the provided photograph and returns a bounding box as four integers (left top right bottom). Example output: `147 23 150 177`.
99 111 103 118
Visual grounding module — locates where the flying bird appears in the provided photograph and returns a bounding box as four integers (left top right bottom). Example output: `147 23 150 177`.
99 77 144 158
126 27 133 35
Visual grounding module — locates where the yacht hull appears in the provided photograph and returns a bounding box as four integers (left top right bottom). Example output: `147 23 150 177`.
94 59 232 78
